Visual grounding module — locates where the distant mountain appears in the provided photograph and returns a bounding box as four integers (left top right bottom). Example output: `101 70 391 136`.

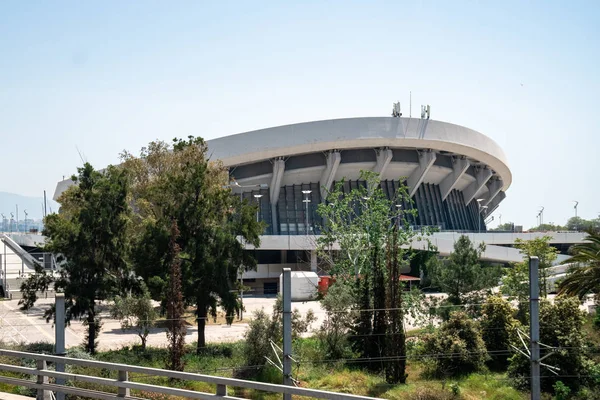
0 192 59 221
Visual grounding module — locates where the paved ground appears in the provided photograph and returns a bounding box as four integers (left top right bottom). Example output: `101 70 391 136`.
0 296 327 351
0 294 594 351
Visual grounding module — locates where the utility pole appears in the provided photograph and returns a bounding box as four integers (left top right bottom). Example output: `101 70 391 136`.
282 268 292 400
55 293 66 400
529 256 541 400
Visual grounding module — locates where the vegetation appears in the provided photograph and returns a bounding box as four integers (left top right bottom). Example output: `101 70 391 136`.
479 295 520 370
316 171 420 383
508 297 588 393
20 163 133 354
427 235 501 318
502 236 559 322
558 229 600 299
122 137 263 352
110 291 157 351
419 312 488 378
165 221 186 371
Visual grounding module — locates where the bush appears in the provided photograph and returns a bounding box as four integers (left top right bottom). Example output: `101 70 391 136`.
553 380 571 400
508 297 587 393
480 295 519 370
406 386 458 400
420 312 488 378
316 283 356 360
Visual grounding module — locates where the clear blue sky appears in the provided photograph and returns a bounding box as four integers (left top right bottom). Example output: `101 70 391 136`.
1 1 598 227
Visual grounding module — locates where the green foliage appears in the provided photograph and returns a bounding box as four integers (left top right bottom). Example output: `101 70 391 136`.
428 235 500 318
480 295 519 370
20 163 133 354
122 137 263 352
508 297 587 392
566 217 600 232
111 290 157 351
553 381 571 400
165 221 186 372
513 236 558 296
420 312 488 377
242 300 316 376
317 282 357 360
558 229 600 299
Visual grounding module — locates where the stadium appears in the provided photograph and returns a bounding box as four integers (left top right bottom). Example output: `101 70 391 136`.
53 115 518 294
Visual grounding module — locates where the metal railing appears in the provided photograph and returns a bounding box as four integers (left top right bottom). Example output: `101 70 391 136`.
0 349 380 400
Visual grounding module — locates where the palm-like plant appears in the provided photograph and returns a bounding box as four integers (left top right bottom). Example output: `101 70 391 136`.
557 229 600 299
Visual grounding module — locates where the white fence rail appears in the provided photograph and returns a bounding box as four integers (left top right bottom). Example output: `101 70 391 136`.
0 349 380 400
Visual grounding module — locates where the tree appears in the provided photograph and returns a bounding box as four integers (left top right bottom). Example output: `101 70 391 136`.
122 137 263 352
428 235 500 315
165 221 186 372
111 290 157 351
420 312 488 377
566 217 599 232
20 163 132 354
558 229 600 299
514 236 558 296
508 297 587 392
480 295 519 370
491 222 516 232
316 282 357 360
502 236 558 323
316 170 421 382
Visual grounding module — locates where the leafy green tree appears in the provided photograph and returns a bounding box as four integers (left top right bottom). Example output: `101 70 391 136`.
20 163 132 354
491 222 516 231
428 235 500 316
566 217 600 232
316 170 421 383
480 295 519 370
420 311 488 377
508 297 587 392
111 290 157 351
502 236 558 322
122 137 263 352
558 229 600 299
514 236 558 296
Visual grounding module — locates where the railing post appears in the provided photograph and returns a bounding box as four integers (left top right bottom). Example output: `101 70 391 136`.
216 384 227 396
55 293 66 400
36 359 50 400
118 370 130 398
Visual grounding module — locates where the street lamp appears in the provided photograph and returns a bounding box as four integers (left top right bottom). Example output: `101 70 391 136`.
253 194 263 222
302 190 312 235
476 199 486 233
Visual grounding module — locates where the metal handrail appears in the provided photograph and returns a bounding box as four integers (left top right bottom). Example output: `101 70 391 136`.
0 349 380 400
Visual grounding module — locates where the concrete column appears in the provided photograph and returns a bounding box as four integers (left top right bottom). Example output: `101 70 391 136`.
440 158 470 201
463 168 493 205
408 151 437 197
483 179 503 207
269 159 285 235
319 151 341 201
310 251 317 272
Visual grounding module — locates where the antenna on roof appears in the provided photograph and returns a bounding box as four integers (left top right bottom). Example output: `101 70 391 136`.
391 102 402 117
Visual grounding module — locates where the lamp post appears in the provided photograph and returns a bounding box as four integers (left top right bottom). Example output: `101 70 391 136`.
302 190 312 235
476 199 486 233
253 194 263 222
225 181 268 321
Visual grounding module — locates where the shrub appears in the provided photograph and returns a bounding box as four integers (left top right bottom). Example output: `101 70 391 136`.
480 295 519 370
508 297 587 393
420 312 488 378
316 283 357 360
553 381 570 400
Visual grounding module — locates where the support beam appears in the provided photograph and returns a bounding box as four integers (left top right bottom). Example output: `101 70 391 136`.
463 168 493 205
270 159 285 235
485 191 506 216
483 179 503 207
319 151 341 201
408 151 436 197
373 148 393 176
439 158 470 201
